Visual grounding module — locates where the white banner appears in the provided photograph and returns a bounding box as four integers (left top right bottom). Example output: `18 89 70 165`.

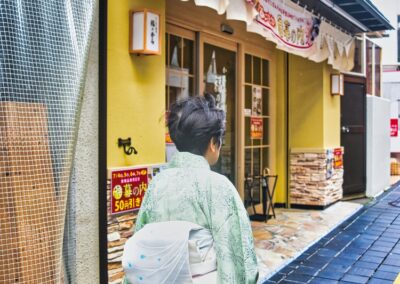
246 0 320 49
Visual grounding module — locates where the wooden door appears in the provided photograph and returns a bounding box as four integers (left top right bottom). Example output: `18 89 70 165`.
341 80 366 196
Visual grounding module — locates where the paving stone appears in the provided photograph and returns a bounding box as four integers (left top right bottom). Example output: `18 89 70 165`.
377 264 400 273
269 273 286 282
329 258 356 267
340 274 369 284
369 245 392 253
317 248 339 257
294 265 320 277
366 278 394 284
285 272 312 283
373 241 395 248
278 280 301 284
353 261 380 270
347 267 375 277
383 258 400 266
363 250 387 258
309 277 338 284
316 270 342 280
372 271 398 281
359 255 384 264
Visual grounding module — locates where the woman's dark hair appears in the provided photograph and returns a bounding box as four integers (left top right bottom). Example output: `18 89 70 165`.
168 93 225 156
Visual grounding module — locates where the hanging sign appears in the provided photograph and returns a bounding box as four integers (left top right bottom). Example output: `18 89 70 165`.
246 0 320 49
110 167 148 214
250 117 263 139
391 119 398 137
333 148 343 169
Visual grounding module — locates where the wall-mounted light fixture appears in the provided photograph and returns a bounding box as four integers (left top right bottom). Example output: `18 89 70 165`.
118 137 138 155
331 73 344 96
129 9 161 55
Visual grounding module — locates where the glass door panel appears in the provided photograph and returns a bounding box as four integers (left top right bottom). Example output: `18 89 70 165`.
203 43 236 183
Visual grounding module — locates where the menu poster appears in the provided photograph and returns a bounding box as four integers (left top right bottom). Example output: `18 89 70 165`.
250 117 263 139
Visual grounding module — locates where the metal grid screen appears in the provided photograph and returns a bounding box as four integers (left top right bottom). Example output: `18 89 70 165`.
0 1 97 283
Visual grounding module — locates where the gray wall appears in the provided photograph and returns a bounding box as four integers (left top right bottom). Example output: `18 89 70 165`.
73 9 100 284
366 95 391 197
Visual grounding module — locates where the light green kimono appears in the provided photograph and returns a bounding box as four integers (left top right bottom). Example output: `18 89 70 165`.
133 152 258 284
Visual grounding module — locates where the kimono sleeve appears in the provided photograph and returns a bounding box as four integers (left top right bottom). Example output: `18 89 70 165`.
207 176 259 284
134 179 156 233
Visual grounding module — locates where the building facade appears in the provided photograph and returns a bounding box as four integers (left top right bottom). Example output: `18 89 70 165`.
99 0 391 283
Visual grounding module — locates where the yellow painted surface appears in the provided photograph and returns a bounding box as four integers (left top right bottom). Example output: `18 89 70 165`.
323 64 341 148
288 55 341 150
289 54 324 148
274 51 288 204
108 0 166 167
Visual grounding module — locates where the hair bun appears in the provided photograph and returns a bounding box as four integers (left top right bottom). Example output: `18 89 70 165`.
203 92 216 108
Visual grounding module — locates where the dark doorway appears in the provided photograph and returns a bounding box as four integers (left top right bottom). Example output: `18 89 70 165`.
341 79 366 196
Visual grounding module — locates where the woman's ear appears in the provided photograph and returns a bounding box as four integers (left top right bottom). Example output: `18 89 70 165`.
209 138 218 153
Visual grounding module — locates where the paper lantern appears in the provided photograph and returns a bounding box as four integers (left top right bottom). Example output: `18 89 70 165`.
129 9 161 55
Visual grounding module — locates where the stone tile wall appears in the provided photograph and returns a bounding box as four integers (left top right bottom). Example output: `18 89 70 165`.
290 149 344 207
107 180 136 284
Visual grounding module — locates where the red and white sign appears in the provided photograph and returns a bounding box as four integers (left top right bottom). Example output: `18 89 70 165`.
391 118 398 137
250 117 263 139
246 0 320 49
110 168 148 214
333 148 343 169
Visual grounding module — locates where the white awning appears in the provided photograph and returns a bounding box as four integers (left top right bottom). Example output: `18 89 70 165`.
180 0 355 72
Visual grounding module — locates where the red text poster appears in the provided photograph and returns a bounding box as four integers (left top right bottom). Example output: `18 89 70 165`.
333 148 343 169
110 168 148 214
391 119 398 137
250 117 263 139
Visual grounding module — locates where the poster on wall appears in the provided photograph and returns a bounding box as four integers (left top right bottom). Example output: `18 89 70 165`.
246 0 321 49
333 148 343 169
326 149 333 179
250 116 263 139
110 167 148 214
391 118 398 137
252 86 262 116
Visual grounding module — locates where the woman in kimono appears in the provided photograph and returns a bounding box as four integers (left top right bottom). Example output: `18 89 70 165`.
122 94 258 284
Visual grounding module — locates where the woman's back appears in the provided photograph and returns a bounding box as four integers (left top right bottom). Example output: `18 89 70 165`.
136 152 258 283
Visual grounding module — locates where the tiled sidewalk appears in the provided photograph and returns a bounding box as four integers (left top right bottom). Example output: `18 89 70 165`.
253 202 362 281
264 185 400 284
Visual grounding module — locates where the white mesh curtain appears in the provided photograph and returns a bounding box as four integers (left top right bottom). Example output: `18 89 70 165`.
0 0 97 283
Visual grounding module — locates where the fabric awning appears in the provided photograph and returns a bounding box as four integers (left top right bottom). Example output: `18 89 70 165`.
180 0 355 71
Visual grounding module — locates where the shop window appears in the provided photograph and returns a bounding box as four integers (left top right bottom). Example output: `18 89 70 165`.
203 43 237 183
165 33 196 110
244 53 270 188
375 46 381 97
365 38 382 96
165 30 196 161
351 38 363 74
398 15 400 63
366 39 373 95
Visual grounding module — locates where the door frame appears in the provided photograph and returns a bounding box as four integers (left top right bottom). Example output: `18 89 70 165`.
342 75 367 197
166 13 276 201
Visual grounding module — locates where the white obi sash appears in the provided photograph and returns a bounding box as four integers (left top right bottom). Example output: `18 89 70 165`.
122 221 217 284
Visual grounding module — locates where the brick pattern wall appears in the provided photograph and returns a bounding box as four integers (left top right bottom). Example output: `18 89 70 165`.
290 149 344 207
107 180 136 284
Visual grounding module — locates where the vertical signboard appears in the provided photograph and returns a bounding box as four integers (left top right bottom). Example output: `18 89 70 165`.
110 168 148 214
391 118 398 137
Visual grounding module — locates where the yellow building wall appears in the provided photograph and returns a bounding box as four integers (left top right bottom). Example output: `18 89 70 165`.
108 0 166 168
274 51 288 204
288 54 324 149
323 64 341 148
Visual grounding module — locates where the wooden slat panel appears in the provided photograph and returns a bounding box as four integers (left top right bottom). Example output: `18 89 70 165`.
0 102 58 284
